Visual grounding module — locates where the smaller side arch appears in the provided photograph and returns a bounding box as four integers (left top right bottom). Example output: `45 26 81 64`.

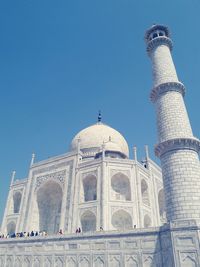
141 179 150 206
144 214 151 228
81 210 96 232
13 191 22 213
111 209 133 230
111 172 131 201
7 221 16 235
158 189 166 222
82 175 97 202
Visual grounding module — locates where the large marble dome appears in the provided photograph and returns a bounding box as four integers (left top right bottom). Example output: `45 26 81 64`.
70 122 129 158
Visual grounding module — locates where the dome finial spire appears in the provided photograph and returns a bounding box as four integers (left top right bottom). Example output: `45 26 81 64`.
98 110 102 122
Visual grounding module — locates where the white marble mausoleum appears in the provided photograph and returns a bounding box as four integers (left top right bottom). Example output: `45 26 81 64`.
1 24 200 267
1 121 165 237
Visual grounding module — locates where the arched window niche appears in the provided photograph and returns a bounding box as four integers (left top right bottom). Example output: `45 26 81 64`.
144 214 151 228
7 221 16 235
111 172 131 201
37 180 63 234
158 189 166 222
82 175 97 202
81 210 96 232
111 209 133 230
13 191 22 213
141 179 150 206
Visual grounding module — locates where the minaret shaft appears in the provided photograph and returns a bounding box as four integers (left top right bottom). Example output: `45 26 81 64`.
155 90 193 143
146 25 200 222
151 45 178 87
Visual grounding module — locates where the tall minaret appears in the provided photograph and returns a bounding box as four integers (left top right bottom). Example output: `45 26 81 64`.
145 24 200 223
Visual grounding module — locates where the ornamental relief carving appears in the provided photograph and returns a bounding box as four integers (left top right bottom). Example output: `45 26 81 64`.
32 161 72 176
79 256 90 264
111 206 133 216
79 207 97 217
94 255 105 264
181 252 196 262
34 170 66 192
81 170 97 179
125 255 138 264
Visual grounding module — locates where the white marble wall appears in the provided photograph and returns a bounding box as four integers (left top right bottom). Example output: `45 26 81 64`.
1 152 164 236
1 222 200 267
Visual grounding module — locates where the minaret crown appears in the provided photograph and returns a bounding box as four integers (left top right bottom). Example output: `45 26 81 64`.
145 24 170 43
145 24 173 55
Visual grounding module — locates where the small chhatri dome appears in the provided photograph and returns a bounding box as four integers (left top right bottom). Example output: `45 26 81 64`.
145 24 170 43
70 122 129 158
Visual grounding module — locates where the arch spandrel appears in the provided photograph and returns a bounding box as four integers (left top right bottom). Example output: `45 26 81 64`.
34 170 66 192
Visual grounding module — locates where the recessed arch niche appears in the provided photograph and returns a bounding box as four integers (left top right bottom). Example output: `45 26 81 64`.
7 221 16 235
80 210 96 232
141 179 150 206
111 209 132 230
82 175 97 202
13 191 22 213
111 172 131 201
37 180 63 234
158 189 166 221
144 214 151 228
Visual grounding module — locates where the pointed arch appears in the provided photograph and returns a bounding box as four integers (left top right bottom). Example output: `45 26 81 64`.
13 191 22 213
67 257 76 267
81 210 96 232
33 258 40 267
144 214 151 228
15 257 22 267
24 257 31 267
37 180 63 234
7 221 16 235
80 257 90 267
141 179 150 206
158 189 166 221
126 256 138 267
182 255 197 267
55 257 64 267
94 256 104 267
111 209 132 230
6 257 12 267
44 257 51 267
83 175 97 201
110 256 120 267
111 172 131 201
144 256 153 267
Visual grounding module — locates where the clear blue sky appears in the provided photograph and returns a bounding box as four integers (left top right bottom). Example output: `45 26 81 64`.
1 0 200 223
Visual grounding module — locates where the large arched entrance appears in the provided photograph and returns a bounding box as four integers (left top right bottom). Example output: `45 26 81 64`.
37 180 63 234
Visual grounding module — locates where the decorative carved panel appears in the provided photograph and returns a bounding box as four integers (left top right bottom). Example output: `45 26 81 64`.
35 170 66 191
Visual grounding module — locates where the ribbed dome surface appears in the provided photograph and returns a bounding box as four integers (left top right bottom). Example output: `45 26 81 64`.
70 123 129 158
